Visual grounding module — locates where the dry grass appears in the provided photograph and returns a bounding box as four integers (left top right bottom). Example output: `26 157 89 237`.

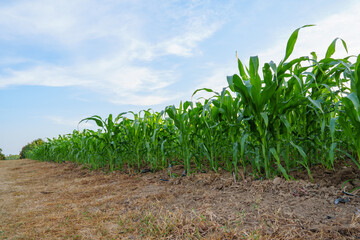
0 159 359 239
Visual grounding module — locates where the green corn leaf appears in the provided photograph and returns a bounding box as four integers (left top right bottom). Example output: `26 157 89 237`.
270 147 289 180
260 82 277 108
165 105 176 120
106 114 114 129
321 119 325 136
303 71 318 85
249 56 260 84
240 133 249 156
270 148 279 161
218 107 226 114
336 60 352 73
291 74 303 90
232 74 251 101
342 97 360 127
260 112 268 127
355 54 360 99
339 149 360 169
115 112 127 122
310 51 317 60
321 84 333 96
263 63 273 85
160 139 167 153
290 141 308 160
346 93 360 112
341 179 355 191
307 96 324 113
276 162 289 180
324 38 348 60
236 54 248 80
341 39 348 53
325 38 339 59
329 142 337 168
250 84 261 111
269 61 277 73
330 117 337 140
283 24 314 63
280 115 291 133
249 57 262 105
192 88 218 98
277 57 310 79
183 101 192 111
227 75 235 92
79 115 104 128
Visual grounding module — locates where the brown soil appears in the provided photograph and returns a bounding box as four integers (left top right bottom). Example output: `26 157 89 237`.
0 159 359 240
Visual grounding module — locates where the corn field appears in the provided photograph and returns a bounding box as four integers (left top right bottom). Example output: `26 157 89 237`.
26 26 360 179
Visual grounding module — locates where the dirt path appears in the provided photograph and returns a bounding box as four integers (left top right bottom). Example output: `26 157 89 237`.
0 159 359 239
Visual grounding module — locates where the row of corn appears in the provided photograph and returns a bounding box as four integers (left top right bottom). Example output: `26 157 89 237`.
27 26 360 179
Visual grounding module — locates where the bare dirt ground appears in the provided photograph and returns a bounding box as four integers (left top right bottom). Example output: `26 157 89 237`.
0 159 360 240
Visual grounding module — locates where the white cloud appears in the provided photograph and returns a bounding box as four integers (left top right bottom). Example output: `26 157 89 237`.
0 65 89 87
0 0 223 56
45 116 92 128
0 0 225 106
0 57 32 65
109 95 171 106
0 60 177 105
0 0 140 46
156 15 223 57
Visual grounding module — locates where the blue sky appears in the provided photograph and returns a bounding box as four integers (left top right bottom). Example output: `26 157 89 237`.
1 0 360 155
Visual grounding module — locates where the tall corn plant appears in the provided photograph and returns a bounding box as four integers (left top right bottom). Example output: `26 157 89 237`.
227 55 278 178
339 54 360 165
165 101 195 174
193 88 247 176
227 25 315 178
79 113 126 171
300 38 349 169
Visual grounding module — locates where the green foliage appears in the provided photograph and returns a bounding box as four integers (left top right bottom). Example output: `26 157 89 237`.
26 26 360 179
5 154 20 160
20 139 44 159
0 148 5 160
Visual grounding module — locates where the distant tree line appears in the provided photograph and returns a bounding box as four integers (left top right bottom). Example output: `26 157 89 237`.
5 154 20 160
0 139 44 161
20 139 44 159
0 148 5 160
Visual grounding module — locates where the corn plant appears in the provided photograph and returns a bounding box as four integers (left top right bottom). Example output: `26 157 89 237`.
339 54 360 166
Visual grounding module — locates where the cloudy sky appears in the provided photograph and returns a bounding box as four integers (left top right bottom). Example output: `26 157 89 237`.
1 0 360 155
